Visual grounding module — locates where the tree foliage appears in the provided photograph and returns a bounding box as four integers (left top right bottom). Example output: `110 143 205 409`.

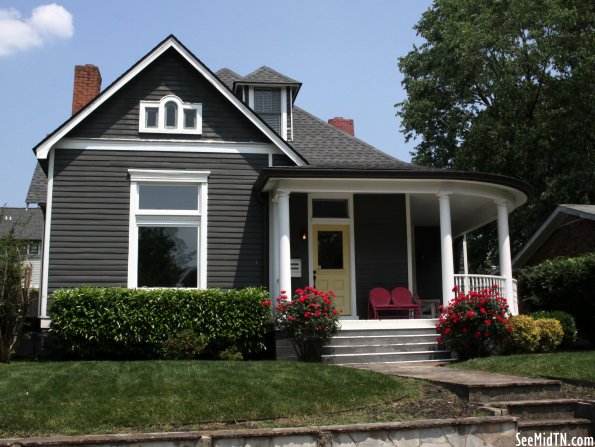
398 0 594 265
0 225 33 363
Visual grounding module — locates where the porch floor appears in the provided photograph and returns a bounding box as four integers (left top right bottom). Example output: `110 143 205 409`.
339 318 438 331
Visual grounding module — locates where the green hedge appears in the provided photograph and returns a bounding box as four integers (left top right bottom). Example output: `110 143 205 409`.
50 287 272 359
518 253 595 344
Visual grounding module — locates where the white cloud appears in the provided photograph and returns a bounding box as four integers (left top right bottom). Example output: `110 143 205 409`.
0 4 74 57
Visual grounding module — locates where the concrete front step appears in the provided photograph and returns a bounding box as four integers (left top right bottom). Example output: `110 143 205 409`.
517 418 593 437
323 342 443 355
492 399 580 420
321 349 451 365
465 382 563 403
328 333 438 346
335 328 437 337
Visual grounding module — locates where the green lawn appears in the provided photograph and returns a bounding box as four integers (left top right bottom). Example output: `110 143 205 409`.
450 350 595 382
0 361 420 437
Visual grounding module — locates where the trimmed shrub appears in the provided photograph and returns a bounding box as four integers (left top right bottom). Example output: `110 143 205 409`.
436 286 512 361
50 287 272 359
531 310 577 348
518 253 595 344
162 330 208 360
535 318 564 353
508 315 540 354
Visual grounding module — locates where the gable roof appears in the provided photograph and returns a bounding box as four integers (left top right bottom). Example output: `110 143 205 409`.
291 107 417 169
32 35 306 166
0 207 43 240
512 204 595 269
238 66 301 85
215 68 242 90
26 163 47 204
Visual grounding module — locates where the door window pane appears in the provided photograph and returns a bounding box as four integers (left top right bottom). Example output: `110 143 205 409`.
138 226 197 287
312 199 348 218
318 231 343 269
139 185 198 210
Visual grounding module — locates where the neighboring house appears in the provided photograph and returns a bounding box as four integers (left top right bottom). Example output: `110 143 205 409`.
512 204 595 270
26 35 531 330
0 207 43 290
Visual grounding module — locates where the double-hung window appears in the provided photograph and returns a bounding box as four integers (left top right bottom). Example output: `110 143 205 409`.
128 169 209 289
254 88 281 133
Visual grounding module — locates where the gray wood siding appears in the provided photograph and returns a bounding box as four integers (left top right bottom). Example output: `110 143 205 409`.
68 48 268 143
289 194 309 291
272 154 295 167
414 227 442 302
354 194 408 318
48 149 267 292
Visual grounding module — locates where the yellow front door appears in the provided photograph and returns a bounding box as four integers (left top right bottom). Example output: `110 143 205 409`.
313 224 351 315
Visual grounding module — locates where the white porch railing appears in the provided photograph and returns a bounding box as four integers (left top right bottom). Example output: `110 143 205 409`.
453 274 518 312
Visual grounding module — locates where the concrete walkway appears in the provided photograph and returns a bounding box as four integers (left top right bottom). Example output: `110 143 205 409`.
345 363 562 403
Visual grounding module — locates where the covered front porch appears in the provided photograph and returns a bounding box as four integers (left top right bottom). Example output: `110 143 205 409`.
260 170 529 319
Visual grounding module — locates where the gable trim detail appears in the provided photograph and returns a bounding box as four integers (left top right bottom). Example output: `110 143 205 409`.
33 36 306 166
57 138 284 155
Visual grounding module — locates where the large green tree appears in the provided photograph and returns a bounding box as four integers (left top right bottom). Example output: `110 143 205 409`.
398 0 594 268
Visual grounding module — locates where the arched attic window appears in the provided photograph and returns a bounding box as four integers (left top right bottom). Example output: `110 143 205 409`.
139 95 202 134
164 101 178 128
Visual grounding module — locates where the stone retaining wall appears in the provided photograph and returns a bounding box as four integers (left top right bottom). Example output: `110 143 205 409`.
0 416 516 447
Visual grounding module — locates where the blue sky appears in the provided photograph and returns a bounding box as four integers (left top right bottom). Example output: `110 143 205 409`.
0 0 432 207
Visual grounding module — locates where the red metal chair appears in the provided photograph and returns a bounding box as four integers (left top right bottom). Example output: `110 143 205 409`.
390 287 422 318
368 287 391 319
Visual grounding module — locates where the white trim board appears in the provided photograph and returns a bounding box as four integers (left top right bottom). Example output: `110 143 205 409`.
34 36 305 166
57 138 282 155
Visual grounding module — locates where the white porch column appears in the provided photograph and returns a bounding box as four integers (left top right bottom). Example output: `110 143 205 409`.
496 200 516 315
270 195 280 299
438 192 455 307
277 190 292 297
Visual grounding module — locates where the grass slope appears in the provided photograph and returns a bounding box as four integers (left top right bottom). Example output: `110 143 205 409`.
0 361 420 437
450 350 595 382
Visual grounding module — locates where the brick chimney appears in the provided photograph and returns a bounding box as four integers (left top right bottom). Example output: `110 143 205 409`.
72 64 102 115
328 117 354 136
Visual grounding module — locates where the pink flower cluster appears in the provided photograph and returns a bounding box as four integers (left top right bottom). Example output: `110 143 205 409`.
436 285 512 360
273 286 341 361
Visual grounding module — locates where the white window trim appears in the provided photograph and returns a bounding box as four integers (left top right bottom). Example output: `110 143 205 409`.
139 95 202 135
127 169 210 289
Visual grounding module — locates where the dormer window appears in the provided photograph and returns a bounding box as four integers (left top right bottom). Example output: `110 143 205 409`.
139 95 202 134
254 88 281 133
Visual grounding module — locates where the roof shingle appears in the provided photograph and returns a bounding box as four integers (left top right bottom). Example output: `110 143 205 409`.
0 207 43 240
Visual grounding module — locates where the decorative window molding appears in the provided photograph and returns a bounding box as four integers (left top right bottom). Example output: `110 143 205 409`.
127 169 210 289
139 95 202 135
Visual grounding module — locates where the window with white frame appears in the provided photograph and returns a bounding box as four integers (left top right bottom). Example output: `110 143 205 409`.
128 169 209 289
139 95 202 134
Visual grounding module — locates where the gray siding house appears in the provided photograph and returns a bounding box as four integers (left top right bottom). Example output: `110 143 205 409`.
27 36 531 329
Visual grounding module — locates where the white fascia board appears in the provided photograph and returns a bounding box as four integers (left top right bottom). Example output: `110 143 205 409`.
58 138 282 155
265 177 525 208
128 169 210 183
35 38 305 166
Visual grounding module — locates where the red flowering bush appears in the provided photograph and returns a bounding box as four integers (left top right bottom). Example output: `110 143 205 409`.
436 285 512 360
274 287 340 362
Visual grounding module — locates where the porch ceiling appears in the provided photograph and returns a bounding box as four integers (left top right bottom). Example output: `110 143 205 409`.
410 193 499 237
